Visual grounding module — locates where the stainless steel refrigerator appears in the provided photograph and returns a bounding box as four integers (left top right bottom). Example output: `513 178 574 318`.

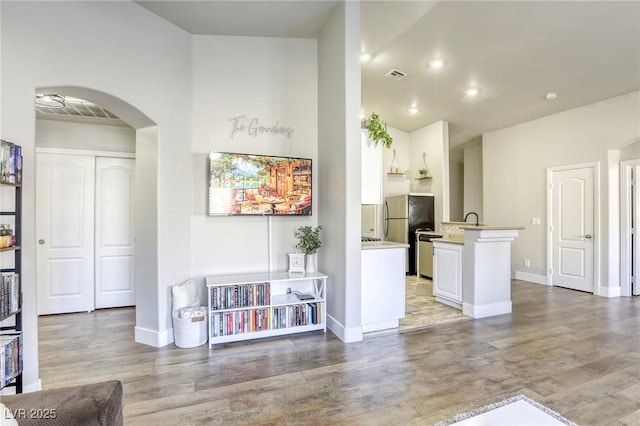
383 194 435 274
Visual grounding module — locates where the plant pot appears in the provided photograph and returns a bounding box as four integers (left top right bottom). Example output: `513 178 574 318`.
306 253 317 273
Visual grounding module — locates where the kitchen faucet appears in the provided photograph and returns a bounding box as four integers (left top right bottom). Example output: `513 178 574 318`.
464 211 479 226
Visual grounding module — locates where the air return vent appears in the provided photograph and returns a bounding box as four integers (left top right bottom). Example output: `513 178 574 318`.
385 69 407 81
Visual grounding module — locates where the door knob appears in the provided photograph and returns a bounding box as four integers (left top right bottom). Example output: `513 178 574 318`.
38 239 45 245
585 234 592 239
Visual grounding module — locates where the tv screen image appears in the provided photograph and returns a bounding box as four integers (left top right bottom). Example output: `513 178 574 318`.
208 152 312 216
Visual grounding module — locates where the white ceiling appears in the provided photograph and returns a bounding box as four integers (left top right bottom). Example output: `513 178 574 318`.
133 1 640 149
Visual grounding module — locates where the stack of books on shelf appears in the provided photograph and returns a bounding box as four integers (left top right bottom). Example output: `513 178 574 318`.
0 140 22 185
210 282 270 310
0 273 19 319
272 303 321 329
0 333 22 387
211 308 271 337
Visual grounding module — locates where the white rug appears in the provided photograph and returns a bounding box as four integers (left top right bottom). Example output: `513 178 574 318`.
433 395 577 426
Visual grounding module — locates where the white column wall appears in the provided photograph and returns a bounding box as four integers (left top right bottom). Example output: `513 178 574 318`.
318 1 362 342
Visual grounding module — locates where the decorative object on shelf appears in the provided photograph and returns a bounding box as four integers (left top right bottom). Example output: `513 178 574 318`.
294 225 322 272
417 152 431 179
0 141 22 394
362 112 393 149
35 93 66 109
288 253 305 273
389 149 403 174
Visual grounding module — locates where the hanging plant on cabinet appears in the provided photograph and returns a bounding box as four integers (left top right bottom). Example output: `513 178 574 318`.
363 112 393 149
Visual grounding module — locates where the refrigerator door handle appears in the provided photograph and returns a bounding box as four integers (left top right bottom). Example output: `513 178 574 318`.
383 200 389 237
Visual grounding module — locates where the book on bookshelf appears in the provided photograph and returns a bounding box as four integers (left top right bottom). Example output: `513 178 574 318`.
210 283 271 310
0 140 23 184
0 273 19 319
0 333 22 387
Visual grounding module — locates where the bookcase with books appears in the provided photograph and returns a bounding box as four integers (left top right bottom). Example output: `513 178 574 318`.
206 271 327 348
0 139 23 393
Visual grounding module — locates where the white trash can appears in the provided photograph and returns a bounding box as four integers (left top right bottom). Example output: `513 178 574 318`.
172 307 208 348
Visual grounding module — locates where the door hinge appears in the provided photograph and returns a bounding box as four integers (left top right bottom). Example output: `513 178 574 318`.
549 268 553 275
549 225 553 233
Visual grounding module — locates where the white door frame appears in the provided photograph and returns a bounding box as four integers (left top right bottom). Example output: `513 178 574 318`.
621 159 639 296
35 147 136 312
546 162 601 293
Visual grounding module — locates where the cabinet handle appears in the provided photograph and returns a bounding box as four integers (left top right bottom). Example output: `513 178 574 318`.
584 234 592 239
38 239 45 245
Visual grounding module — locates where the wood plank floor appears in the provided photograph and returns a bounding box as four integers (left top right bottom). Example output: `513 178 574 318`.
38 280 640 425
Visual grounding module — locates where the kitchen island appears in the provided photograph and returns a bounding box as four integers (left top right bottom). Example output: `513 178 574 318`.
361 240 409 332
433 225 524 318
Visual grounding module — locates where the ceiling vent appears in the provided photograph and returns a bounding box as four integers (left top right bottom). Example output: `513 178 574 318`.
385 69 407 81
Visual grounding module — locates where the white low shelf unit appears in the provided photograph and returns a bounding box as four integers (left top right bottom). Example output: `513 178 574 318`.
206 271 327 348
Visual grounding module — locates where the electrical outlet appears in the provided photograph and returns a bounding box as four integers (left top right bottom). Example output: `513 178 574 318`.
531 217 541 225
524 259 531 267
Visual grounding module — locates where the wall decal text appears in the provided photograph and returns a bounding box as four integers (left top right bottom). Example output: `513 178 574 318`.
229 115 294 139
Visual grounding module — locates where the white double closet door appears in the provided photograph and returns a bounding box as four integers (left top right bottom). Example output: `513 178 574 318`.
36 152 135 315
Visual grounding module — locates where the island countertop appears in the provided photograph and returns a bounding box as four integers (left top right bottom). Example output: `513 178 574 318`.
361 241 410 250
459 225 525 231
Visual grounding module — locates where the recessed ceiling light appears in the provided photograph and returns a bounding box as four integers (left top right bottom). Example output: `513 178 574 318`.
546 92 558 100
360 52 371 62
408 106 419 114
465 87 479 97
428 59 445 69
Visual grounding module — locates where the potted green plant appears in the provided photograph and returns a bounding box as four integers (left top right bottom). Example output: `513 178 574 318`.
294 225 322 272
419 168 429 177
364 112 393 149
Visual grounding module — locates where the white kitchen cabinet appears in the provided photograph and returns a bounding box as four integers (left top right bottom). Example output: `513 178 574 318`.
361 129 382 205
361 243 407 332
433 241 463 309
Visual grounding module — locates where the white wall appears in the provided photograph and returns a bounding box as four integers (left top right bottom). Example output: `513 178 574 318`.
190 35 318 279
318 1 362 342
36 119 135 152
1 1 192 389
410 121 450 228
449 158 463 221
483 91 640 291
382 126 411 197
463 139 483 221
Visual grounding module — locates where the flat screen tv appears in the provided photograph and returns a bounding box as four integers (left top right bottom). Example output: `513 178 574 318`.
208 152 312 216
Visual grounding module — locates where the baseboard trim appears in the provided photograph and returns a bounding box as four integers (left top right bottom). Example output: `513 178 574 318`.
362 319 398 333
24 379 42 393
326 315 362 343
598 285 621 298
462 301 512 319
514 271 548 285
135 326 174 347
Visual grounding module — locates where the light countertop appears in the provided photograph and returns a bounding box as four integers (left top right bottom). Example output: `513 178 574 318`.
362 241 410 250
459 225 525 231
434 237 464 245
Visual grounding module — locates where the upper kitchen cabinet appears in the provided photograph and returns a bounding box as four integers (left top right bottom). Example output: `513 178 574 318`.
361 129 382 204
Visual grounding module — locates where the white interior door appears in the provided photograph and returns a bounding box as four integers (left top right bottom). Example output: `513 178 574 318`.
36 153 95 314
95 157 135 308
549 165 595 293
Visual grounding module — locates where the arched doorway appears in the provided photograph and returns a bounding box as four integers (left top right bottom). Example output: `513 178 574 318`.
34 86 158 341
